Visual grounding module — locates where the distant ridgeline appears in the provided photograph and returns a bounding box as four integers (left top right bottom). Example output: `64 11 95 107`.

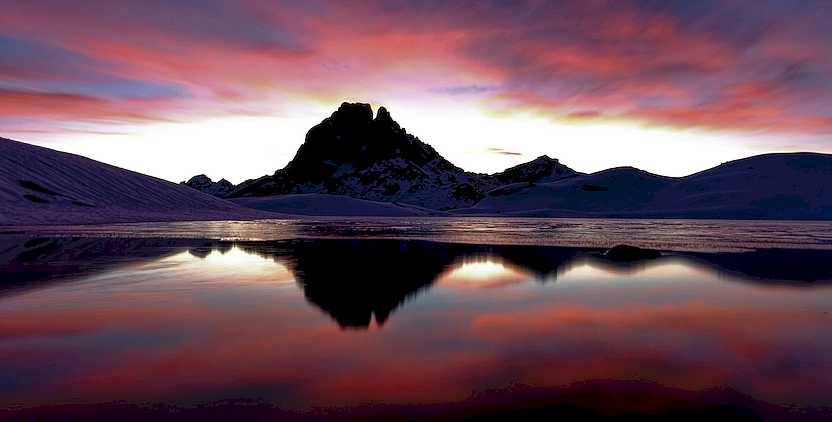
4 101 828 224
181 102 832 219
179 103 832 219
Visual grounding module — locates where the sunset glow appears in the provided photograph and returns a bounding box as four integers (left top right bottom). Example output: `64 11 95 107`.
3 1 831 182
438 256 533 288
3 4 832 417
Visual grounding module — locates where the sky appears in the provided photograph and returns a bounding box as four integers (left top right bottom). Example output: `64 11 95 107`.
2 0 832 183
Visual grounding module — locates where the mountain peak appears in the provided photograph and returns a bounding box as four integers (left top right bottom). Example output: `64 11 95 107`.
374 106 400 131
533 155 557 163
331 102 373 126
493 154 575 184
186 174 212 184
182 174 235 197
228 102 487 208
285 103 439 172
376 106 390 119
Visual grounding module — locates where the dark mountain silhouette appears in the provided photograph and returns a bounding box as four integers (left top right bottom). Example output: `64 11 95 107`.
226 103 496 209
177 102 831 219
223 102 577 210
492 154 577 185
181 174 235 197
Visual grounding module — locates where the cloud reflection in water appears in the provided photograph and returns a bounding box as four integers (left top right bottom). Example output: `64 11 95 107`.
1 237 832 420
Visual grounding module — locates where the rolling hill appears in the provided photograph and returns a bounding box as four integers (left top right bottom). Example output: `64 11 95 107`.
0 137 279 225
456 153 832 219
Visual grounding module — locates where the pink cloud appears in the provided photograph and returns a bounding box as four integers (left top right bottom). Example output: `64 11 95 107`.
1 0 830 136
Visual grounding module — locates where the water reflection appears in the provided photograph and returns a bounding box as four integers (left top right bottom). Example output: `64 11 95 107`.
175 246 295 285
437 256 538 288
1 237 832 420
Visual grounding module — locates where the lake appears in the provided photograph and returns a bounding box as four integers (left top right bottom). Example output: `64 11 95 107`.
1 218 831 420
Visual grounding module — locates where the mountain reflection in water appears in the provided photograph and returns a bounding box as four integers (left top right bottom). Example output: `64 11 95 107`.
1 236 832 420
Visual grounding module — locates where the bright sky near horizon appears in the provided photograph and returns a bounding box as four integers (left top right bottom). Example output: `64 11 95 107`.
2 1 831 183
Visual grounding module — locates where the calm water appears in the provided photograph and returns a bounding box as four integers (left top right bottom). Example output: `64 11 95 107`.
2 219 832 420
6 217 832 251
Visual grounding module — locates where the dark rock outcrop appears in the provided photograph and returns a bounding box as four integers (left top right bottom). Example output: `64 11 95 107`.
182 174 235 197
492 155 576 185
227 102 497 209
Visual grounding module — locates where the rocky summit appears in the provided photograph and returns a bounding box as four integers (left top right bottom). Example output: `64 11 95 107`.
492 155 576 185
181 102 579 210
227 103 502 209
182 174 235 197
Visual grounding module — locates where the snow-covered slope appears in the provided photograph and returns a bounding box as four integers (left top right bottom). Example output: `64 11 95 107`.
231 194 442 216
667 153 832 218
457 153 832 219
468 166 672 215
0 137 279 225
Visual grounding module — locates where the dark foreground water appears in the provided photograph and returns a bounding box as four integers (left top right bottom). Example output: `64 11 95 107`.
1 219 832 421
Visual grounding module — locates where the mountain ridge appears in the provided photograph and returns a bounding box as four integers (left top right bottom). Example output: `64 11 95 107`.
177 102 832 219
224 102 500 209
198 102 578 209
182 174 235 197
4 101 832 222
458 152 832 219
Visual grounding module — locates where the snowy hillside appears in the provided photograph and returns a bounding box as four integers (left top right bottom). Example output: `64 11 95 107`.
0 137 279 225
231 194 442 216
208 102 831 218
457 153 832 219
